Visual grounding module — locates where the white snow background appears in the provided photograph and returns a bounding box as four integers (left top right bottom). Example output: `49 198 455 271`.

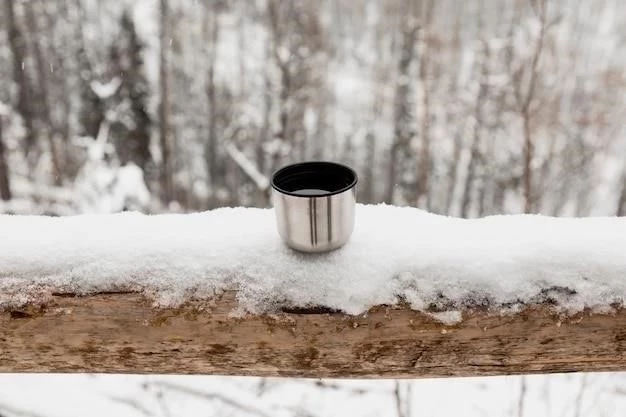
0 373 624 417
1 204 624 320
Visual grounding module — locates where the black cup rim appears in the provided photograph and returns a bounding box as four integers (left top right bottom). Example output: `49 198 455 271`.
271 161 358 198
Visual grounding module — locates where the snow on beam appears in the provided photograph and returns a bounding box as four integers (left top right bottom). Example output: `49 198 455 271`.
1 290 624 376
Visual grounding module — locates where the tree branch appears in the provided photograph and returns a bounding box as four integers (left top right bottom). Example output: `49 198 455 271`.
145 381 272 417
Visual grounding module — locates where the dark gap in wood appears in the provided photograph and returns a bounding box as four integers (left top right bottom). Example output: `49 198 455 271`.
281 305 341 315
51 292 78 298
9 310 32 319
51 290 139 298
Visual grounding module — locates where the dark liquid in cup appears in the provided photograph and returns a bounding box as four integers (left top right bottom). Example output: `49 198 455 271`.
293 189 329 196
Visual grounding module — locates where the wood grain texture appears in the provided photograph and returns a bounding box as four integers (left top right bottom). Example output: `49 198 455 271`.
1 291 624 377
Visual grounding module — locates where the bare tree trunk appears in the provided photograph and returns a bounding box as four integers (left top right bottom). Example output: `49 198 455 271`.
478 175 488 216
5 0 37 158
159 0 172 203
267 0 290 173
45 0 73 171
617 172 626 216
572 374 587 417
0 117 11 201
460 38 489 218
237 2 247 99
24 0 62 185
446 131 463 215
341 133 354 168
276 62 289 156
522 112 534 213
517 376 527 417
203 0 220 204
444 10 464 215
387 9 418 204
257 38 272 175
394 381 406 417
275 59 290 169
266 1 321 171
361 132 376 203
515 0 548 213
311 78 329 162
416 0 434 209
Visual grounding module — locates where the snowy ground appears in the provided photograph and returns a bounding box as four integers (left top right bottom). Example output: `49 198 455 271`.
0 373 624 417
1 204 624 320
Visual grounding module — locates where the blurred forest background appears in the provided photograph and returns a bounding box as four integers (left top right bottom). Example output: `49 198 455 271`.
0 0 625 216
1 2 626 417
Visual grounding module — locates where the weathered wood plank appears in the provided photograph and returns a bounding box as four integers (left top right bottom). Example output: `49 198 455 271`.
0 291 624 377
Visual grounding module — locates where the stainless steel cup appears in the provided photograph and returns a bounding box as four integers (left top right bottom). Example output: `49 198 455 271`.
271 161 358 253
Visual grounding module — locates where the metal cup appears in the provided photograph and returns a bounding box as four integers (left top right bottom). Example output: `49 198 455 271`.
271 161 358 253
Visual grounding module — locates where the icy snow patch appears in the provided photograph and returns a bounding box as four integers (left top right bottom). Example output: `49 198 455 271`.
0 204 624 321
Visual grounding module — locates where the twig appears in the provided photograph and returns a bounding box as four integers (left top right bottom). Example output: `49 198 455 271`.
224 141 270 191
517 376 527 417
108 395 154 417
406 381 412 417
155 390 171 417
394 381 406 417
277 405 321 417
145 381 272 417
257 377 268 396
572 374 588 417
312 380 370 395
0 403 53 417
140 380 170 417
542 375 551 417
521 0 548 114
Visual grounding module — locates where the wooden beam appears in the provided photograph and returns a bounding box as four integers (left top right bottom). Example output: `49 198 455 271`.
1 291 624 377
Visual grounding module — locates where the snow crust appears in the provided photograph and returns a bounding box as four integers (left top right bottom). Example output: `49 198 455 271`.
0 205 624 320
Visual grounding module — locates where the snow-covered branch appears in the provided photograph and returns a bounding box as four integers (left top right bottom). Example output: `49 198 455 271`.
224 142 270 191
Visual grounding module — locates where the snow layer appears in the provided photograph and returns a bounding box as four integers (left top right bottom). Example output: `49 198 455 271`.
0 205 624 318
